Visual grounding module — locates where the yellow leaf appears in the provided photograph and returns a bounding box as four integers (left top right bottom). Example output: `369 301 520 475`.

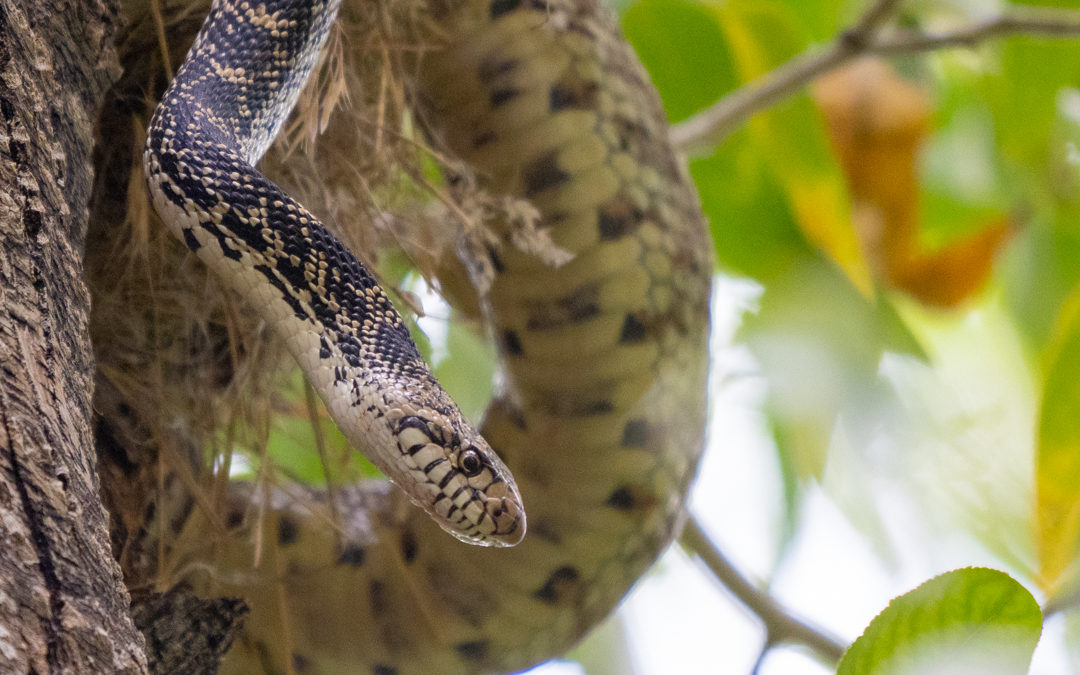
715 1 873 296
815 58 1011 308
1037 287 1080 594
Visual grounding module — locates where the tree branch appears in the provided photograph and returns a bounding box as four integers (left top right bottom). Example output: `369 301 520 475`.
679 516 848 665
671 1 1080 154
847 0 905 40
871 8 1080 55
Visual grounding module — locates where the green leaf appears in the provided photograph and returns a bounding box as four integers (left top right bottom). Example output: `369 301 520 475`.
772 0 858 43
741 260 920 481
621 0 738 123
1036 284 1080 593
432 316 495 423
714 0 871 295
1004 225 1080 348
839 568 1042 675
918 96 1011 247
691 127 811 281
260 372 382 485
977 13 1080 220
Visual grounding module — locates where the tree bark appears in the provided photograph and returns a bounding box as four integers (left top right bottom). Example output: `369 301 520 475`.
0 0 148 671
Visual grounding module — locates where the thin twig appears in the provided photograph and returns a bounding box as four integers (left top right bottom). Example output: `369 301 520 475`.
671 2 1080 153
671 0 906 153
669 43 850 155
848 0 905 38
679 515 848 664
149 0 173 79
1042 583 1080 618
871 9 1080 55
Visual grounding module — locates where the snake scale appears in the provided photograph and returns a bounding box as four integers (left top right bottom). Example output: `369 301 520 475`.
143 0 712 672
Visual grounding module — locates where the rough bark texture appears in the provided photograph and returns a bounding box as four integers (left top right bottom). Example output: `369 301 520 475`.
0 0 147 671
130 589 247 675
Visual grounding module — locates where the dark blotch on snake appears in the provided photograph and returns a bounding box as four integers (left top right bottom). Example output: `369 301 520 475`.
620 314 647 343
523 151 571 197
606 486 636 510
578 399 613 416
549 77 599 112
472 130 496 148
423 457 447 473
181 227 201 251
534 565 581 604
401 528 418 564
598 195 644 240
526 285 601 330
549 85 575 112
157 179 187 209
336 336 361 363
292 653 311 673
503 329 523 356
397 416 431 435
455 640 489 662
478 57 517 83
489 0 520 19
622 419 648 447
337 543 366 567
254 262 307 320
278 515 299 545
528 518 562 545
220 239 242 260
369 580 388 614
372 666 398 675
490 88 519 107
507 405 527 430
485 242 505 273
439 471 456 490
225 508 244 529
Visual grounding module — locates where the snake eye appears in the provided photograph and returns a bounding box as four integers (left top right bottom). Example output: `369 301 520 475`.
460 448 483 477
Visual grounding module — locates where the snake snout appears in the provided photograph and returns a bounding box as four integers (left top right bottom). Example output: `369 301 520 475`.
482 483 526 547
394 413 526 547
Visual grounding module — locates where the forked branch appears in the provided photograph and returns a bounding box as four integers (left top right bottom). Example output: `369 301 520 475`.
671 0 1080 153
679 516 848 665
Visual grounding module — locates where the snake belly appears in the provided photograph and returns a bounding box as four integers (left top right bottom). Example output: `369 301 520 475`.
154 0 713 673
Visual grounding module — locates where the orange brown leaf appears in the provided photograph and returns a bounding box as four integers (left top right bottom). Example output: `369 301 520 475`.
814 58 1011 308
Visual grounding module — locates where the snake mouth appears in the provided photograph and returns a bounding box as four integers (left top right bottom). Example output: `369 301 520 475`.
439 488 526 548
394 414 526 547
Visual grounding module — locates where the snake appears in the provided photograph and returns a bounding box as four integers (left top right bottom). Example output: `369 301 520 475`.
143 0 712 672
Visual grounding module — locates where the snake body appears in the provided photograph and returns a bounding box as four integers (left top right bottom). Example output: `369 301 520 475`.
145 0 712 672
145 0 525 547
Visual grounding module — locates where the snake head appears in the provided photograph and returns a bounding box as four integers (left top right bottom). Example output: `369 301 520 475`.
390 412 525 547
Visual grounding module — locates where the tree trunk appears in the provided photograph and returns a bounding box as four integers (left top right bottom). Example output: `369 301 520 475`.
0 0 148 671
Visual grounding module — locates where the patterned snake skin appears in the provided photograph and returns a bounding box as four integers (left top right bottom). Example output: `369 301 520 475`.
144 0 712 672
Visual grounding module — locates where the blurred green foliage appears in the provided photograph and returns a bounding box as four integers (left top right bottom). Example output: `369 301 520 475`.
618 0 1080 667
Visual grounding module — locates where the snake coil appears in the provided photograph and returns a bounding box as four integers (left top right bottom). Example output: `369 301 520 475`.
144 0 712 672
